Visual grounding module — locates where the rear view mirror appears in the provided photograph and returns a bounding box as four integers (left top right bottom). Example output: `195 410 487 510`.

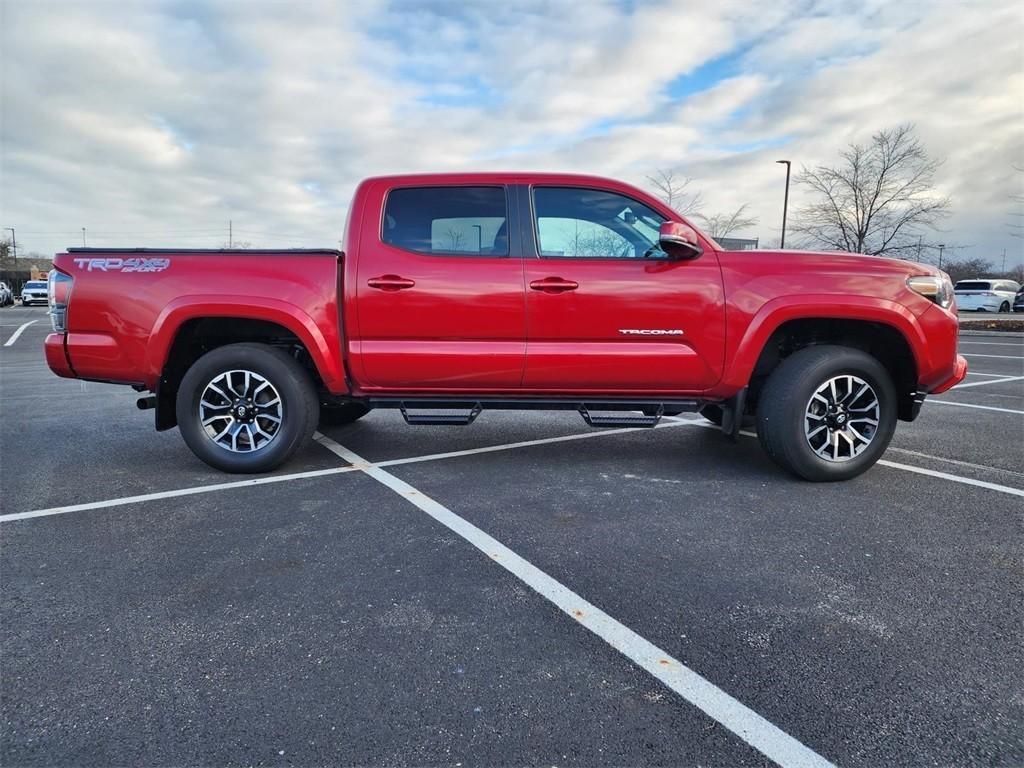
659 221 703 260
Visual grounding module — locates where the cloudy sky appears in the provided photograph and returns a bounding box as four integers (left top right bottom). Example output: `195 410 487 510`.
1 0 1022 267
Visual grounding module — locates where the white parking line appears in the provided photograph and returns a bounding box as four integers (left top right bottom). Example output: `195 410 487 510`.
3 319 38 347
680 422 1024 498
314 433 836 768
0 424 691 524
375 418 690 469
0 465 360 523
875 460 1024 497
7 411 1023 522
962 353 1024 360
965 371 1017 377
953 375 1024 389
886 447 1024 477
928 400 1024 416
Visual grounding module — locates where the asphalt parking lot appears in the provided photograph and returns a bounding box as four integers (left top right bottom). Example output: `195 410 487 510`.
1 303 1022 767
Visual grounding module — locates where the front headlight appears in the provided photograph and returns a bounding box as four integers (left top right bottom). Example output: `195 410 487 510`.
907 274 954 309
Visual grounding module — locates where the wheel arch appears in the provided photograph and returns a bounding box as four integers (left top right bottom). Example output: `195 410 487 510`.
726 298 925 422
149 297 347 430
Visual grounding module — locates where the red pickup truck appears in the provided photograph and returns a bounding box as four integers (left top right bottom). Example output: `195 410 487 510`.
44 172 966 481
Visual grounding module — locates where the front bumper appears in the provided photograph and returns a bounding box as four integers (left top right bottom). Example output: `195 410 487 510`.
929 354 968 394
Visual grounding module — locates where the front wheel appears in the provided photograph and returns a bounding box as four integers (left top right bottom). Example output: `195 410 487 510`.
176 343 318 473
999 302 1010 313
755 345 897 481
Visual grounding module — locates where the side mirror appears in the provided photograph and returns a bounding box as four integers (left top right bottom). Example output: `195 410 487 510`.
659 221 703 260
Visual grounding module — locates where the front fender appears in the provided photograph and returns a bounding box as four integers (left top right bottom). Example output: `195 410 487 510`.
146 295 347 393
718 294 926 391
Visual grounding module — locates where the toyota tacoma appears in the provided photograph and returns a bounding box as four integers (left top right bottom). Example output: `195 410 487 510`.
44 173 966 481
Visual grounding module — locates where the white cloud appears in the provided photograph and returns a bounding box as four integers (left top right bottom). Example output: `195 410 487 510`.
0 0 1021 267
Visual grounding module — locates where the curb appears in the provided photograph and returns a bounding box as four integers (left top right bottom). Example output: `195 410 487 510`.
959 329 1024 337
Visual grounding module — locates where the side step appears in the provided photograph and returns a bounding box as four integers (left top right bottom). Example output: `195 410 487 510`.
368 397 700 429
579 404 662 428
399 402 482 426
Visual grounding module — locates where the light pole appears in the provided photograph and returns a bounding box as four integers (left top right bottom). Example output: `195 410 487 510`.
3 227 14 259
776 160 791 248
82 228 87 247
937 243 946 269
471 224 482 253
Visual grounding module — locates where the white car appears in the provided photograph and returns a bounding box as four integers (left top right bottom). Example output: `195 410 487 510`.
954 278 1021 313
20 280 49 307
0 281 13 307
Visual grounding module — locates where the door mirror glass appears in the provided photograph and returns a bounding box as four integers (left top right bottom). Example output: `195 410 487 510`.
659 221 703 260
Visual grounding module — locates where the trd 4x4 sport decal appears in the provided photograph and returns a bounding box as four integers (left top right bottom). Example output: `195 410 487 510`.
72 257 171 273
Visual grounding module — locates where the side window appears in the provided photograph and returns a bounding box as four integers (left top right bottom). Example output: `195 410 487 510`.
382 186 509 256
533 186 666 259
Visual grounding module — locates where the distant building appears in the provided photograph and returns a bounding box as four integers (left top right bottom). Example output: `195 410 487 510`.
717 236 759 250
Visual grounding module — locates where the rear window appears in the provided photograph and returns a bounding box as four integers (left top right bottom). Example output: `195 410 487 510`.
382 186 509 256
954 281 990 291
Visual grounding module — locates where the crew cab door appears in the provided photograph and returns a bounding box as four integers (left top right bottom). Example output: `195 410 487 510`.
353 184 526 389
521 185 725 391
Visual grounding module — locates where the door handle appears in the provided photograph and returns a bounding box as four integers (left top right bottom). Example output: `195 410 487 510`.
529 277 579 294
367 275 416 291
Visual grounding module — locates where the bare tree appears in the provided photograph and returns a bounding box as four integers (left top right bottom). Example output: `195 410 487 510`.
790 124 951 256
444 227 465 252
697 205 759 239
941 257 994 285
220 240 253 249
647 169 703 216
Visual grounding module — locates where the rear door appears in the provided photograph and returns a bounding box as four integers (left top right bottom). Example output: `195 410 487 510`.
521 185 725 392
353 184 526 389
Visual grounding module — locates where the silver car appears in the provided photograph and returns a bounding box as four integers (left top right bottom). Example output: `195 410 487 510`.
0 281 13 307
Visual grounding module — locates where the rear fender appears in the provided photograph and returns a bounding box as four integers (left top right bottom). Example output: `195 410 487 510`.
147 295 347 393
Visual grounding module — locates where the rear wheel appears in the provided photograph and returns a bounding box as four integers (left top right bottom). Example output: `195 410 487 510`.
999 301 1010 313
176 343 318 473
755 345 896 481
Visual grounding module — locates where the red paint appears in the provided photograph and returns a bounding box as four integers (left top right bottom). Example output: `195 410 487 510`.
45 172 965 406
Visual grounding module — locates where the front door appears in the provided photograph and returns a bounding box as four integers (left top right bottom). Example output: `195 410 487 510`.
521 185 725 392
354 184 526 390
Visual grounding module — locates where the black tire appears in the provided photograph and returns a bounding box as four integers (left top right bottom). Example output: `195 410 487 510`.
319 402 370 426
176 343 318 473
999 302 1010 313
755 345 897 482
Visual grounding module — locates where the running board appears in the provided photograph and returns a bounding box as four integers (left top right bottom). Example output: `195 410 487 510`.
367 397 701 428
579 404 662 428
399 402 482 426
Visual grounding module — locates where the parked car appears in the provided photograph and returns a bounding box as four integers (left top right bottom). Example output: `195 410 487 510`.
0 281 13 307
1014 286 1024 313
953 278 1021 312
43 172 965 482
20 280 49 307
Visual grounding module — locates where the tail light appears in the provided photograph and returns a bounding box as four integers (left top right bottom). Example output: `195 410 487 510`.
48 269 73 332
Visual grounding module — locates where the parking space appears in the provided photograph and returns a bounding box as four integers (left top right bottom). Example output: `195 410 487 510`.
2 315 1022 766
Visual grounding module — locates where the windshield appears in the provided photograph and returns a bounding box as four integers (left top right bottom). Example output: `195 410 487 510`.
954 281 990 291
25 282 47 290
